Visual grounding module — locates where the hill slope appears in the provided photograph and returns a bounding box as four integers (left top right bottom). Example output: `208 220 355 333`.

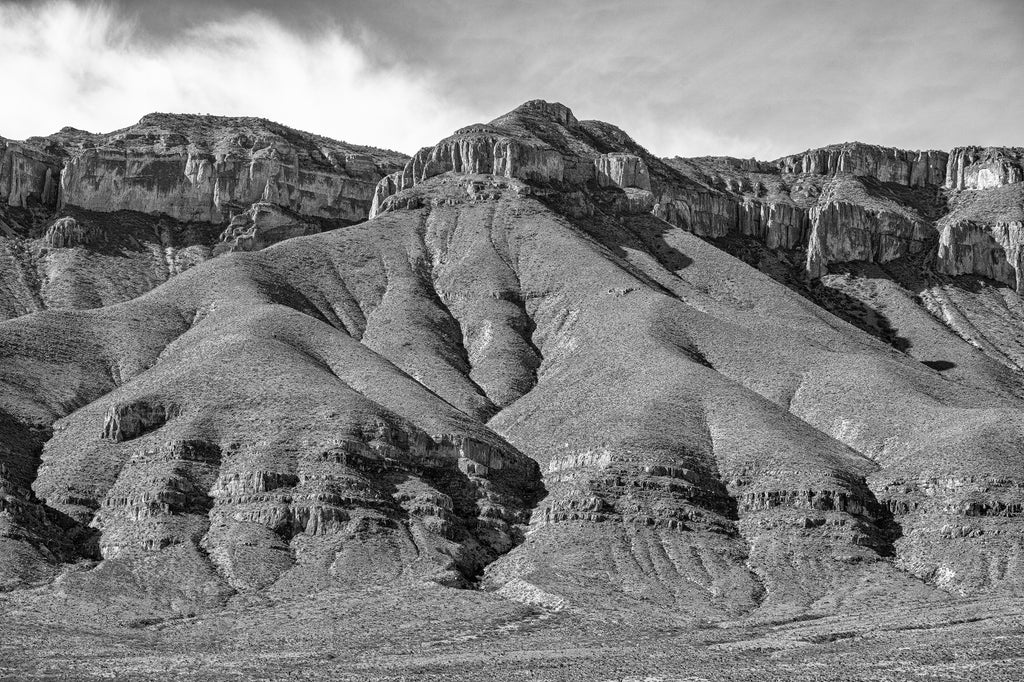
1 100 1023 678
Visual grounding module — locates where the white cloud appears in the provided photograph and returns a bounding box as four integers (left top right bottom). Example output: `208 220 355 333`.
0 0 481 153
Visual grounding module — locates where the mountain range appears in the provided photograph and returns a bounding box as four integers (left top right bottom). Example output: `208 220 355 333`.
1 100 1023 680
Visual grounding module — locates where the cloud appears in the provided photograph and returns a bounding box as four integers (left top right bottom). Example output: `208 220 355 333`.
1 0 1021 159
0 0 482 153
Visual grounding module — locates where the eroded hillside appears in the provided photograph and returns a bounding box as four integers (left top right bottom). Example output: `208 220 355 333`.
1 100 1024 679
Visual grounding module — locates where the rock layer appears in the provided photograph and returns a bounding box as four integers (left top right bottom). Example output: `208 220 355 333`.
776 143 948 188
945 147 1024 190
54 115 405 224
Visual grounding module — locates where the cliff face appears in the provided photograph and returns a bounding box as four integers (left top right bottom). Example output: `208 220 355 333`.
934 182 1024 290
0 116 407 320
806 199 933 278
1 117 407 227
0 138 61 209
369 100 645 218
776 142 948 188
945 147 1024 190
936 220 1024 289
666 141 1024 288
50 115 406 224
370 106 1024 292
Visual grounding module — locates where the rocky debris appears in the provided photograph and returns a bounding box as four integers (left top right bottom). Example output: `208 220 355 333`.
878 474 1024 593
536 450 738 532
215 202 318 253
945 147 1024 190
42 216 103 248
102 400 181 442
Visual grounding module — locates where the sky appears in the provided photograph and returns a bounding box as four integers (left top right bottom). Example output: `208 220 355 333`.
0 0 1021 159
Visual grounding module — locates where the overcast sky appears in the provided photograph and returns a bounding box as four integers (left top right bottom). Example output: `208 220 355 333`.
0 0 1021 159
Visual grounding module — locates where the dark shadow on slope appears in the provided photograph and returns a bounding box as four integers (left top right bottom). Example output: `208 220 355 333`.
922 360 957 371
808 275 912 352
537 191 692 298
0 412 103 569
713 234 915 352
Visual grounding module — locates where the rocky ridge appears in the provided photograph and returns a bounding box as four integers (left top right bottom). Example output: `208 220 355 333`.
373 105 1023 292
0 116 407 320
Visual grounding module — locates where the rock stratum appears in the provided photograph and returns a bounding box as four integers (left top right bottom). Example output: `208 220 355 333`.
0 114 407 319
2 100 1024 680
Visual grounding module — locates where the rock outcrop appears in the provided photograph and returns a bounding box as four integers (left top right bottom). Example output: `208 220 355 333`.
42 216 103 248
0 138 61 208
369 132 565 218
736 198 810 250
2 116 406 231
945 147 1024 190
936 220 1024 290
775 142 948 188
102 400 182 442
372 107 1010 288
215 202 319 253
807 199 935 278
930 182 1024 287
54 114 406 225
594 153 651 190
370 100 662 219
0 116 407 321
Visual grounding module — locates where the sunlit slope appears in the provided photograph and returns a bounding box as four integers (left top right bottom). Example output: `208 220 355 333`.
0 99 1022 622
3 170 1020 619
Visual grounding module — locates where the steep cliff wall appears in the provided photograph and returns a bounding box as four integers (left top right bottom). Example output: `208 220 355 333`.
53 114 406 224
945 147 1024 190
807 200 934 278
0 117 408 320
0 138 62 209
1 115 407 228
936 220 1024 289
775 143 948 188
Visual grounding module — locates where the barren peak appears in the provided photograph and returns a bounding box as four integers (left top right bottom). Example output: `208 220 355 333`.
501 99 578 127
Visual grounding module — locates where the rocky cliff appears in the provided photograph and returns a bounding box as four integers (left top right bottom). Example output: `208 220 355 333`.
0 116 407 320
776 142 949 188
3 114 406 223
945 147 1024 190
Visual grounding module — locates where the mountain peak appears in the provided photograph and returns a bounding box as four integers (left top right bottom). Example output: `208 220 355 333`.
501 99 578 127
